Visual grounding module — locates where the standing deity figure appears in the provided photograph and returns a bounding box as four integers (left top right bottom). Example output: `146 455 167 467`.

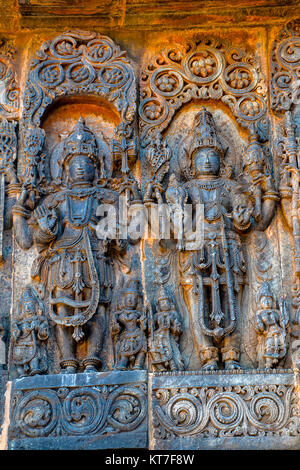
12 286 49 377
148 293 184 372
12 118 134 374
255 283 289 369
148 107 278 370
111 279 147 370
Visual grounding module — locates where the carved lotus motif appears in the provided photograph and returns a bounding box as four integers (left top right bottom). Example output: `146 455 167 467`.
190 52 216 78
144 103 162 120
240 99 261 117
156 74 177 92
103 67 124 84
228 69 251 89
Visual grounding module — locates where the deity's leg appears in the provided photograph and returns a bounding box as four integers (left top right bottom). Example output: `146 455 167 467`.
56 326 78 373
82 304 104 372
221 288 242 370
133 351 145 370
182 284 219 370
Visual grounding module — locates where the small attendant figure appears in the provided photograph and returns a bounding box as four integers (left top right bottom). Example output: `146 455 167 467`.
255 282 289 369
111 280 147 371
149 294 184 372
12 286 49 377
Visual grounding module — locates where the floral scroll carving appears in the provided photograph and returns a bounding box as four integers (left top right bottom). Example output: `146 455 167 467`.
23 30 136 127
271 19 300 112
0 39 19 118
153 379 300 440
10 383 146 439
139 37 268 141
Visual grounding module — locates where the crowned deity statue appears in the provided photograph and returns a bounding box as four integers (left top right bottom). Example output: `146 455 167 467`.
12 118 138 374
147 107 278 370
255 282 289 369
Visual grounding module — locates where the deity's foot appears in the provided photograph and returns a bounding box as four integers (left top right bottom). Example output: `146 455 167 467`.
84 365 98 373
202 360 218 371
82 357 101 373
61 366 77 374
225 360 242 370
30 369 42 376
60 359 79 374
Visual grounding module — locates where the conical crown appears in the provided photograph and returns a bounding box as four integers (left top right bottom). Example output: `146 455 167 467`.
190 107 223 156
62 117 99 164
243 131 266 170
256 282 274 304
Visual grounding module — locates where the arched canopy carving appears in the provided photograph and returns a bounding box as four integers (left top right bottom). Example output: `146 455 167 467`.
22 30 136 127
139 37 268 141
19 30 137 190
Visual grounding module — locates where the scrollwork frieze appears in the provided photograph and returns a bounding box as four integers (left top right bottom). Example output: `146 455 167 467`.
140 37 267 141
10 381 147 439
271 19 300 112
23 31 136 127
153 382 299 440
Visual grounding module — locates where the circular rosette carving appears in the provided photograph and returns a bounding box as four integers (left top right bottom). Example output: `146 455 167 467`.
248 392 286 431
183 48 224 84
62 387 105 435
14 390 61 438
98 64 128 88
66 61 96 85
35 61 65 89
85 38 115 63
107 386 146 432
236 93 266 121
150 67 184 97
139 97 168 125
155 393 205 436
221 62 258 95
208 393 244 430
277 38 300 69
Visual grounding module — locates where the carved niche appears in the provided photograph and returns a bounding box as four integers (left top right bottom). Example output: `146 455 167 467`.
10 31 141 377
140 36 279 374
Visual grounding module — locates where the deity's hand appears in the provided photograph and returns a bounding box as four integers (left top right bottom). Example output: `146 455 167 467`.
285 164 300 179
233 200 252 229
120 179 140 201
33 204 58 235
12 327 20 341
144 181 164 204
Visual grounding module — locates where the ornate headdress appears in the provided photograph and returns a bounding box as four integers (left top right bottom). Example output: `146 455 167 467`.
189 106 223 158
256 282 274 305
61 117 99 166
178 107 224 179
243 130 266 172
121 279 140 295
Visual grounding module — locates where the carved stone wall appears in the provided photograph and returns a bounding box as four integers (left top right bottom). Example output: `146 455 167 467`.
0 0 300 451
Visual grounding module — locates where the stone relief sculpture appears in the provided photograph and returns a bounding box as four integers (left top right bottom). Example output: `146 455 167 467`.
5 23 300 450
255 282 289 369
12 286 49 377
9 31 140 376
13 118 139 374
111 279 147 371
148 288 184 372
144 107 278 371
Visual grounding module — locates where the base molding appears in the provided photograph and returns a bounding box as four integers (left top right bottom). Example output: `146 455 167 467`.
7 369 300 450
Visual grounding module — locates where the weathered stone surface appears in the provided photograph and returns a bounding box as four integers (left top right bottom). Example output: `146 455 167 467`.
8 370 147 449
0 0 300 452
